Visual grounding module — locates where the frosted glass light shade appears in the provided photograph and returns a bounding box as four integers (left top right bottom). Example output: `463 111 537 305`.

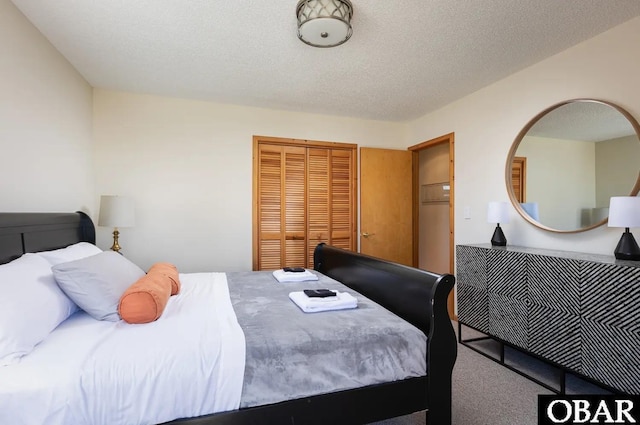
487 202 510 224
608 196 640 228
98 196 135 228
296 0 353 47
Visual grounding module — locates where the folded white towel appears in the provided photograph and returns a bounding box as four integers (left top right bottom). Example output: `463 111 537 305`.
272 269 319 283
289 291 358 313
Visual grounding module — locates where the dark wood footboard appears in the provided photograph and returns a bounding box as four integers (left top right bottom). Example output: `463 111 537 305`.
314 243 457 424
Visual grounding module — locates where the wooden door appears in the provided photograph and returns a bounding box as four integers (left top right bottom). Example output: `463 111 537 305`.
511 156 527 202
305 148 356 267
360 147 413 266
253 136 357 270
255 144 307 270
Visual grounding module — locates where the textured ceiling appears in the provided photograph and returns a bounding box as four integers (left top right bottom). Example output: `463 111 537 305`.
10 0 640 122
528 101 639 143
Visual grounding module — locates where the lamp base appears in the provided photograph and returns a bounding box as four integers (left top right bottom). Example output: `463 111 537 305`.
491 224 507 247
110 228 122 253
614 229 640 261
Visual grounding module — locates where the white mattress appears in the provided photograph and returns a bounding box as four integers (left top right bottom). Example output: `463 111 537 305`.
0 272 246 425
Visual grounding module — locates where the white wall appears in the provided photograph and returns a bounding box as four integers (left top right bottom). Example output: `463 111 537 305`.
407 16 640 256
0 0 93 213
93 90 406 272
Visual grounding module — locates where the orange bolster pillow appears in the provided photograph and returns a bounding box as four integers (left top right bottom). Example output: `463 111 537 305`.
148 262 180 295
118 272 172 324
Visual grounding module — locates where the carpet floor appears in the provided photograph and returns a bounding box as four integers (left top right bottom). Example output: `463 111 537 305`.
370 321 609 425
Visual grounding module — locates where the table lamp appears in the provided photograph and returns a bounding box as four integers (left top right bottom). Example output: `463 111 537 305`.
98 195 135 253
608 196 640 261
488 201 510 246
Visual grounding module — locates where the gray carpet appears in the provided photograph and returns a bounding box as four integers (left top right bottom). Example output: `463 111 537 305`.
370 321 609 425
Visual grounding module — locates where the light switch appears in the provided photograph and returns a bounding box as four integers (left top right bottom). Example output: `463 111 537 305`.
464 206 471 219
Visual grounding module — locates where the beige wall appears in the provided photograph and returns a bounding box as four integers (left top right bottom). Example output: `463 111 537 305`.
93 90 406 271
407 16 640 256
0 0 93 213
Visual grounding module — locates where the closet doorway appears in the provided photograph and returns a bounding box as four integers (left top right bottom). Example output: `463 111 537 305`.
252 135 357 270
409 133 455 319
358 136 455 319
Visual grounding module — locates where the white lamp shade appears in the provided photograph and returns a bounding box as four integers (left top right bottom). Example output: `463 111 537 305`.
487 201 510 224
608 196 640 228
98 196 135 228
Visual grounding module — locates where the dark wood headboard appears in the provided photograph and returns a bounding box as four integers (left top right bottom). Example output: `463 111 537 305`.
0 212 95 264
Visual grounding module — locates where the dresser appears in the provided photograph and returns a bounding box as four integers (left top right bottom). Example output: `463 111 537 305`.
456 244 640 394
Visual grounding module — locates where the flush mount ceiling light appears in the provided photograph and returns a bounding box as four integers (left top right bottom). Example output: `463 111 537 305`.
296 0 353 48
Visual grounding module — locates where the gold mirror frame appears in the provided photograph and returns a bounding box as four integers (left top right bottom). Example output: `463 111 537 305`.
505 98 640 233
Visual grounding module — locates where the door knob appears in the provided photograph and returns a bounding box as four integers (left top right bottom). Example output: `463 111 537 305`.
361 232 375 238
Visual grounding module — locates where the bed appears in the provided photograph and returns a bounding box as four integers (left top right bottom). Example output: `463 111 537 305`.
0 212 457 425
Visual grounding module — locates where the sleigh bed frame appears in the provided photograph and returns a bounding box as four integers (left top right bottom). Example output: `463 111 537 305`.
0 211 457 425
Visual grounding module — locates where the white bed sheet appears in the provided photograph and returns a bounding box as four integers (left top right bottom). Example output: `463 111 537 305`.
0 272 246 425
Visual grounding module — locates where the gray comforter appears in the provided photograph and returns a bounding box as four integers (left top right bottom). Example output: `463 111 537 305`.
226 270 428 408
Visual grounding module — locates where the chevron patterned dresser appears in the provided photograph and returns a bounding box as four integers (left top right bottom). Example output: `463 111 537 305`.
456 244 640 394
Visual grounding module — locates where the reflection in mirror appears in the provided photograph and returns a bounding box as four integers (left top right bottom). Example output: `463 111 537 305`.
506 99 640 233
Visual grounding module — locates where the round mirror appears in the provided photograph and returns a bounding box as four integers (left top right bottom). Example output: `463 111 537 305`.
506 99 640 233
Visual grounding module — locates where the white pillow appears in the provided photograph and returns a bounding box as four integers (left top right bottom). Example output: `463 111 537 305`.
0 254 78 366
36 242 103 266
52 251 146 322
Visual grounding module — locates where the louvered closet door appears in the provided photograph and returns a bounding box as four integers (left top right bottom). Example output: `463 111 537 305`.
328 149 355 249
256 144 306 270
254 137 356 271
306 148 355 268
307 148 330 266
284 147 307 266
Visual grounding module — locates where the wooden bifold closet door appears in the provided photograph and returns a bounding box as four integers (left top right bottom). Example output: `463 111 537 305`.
253 136 357 270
